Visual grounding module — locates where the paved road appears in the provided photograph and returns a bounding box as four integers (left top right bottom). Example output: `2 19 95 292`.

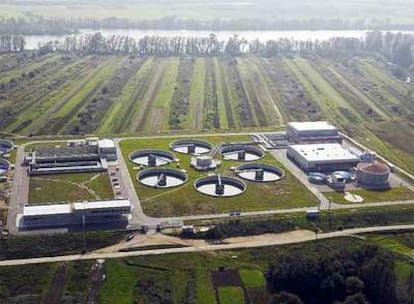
0 224 413 267
113 140 157 225
6 144 28 233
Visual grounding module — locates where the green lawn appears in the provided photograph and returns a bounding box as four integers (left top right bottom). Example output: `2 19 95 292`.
218 286 245 304
120 135 317 217
239 269 266 288
325 187 414 204
367 236 414 257
100 260 137 304
28 172 113 204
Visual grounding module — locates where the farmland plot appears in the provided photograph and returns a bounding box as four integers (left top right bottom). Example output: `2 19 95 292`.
187 57 206 131
169 57 193 130
259 57 322 122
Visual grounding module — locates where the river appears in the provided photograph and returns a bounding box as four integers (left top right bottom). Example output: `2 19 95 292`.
23 29 414 50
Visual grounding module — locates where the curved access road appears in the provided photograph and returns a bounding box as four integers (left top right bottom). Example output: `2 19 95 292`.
0 224 413 267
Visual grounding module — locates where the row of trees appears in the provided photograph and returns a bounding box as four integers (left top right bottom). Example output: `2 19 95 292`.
35 31 414 68
0 35 25 53
2 31 413 68
3 15 414 35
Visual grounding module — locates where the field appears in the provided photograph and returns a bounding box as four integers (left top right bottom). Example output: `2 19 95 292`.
0 0 413 24
28 172 114 204
1 53 413 174
0 233 412 303
119 135 317 217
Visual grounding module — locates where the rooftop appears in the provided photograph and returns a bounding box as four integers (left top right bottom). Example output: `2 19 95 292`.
357 161 390 174
289 143 359 162
73 200 131 211
98 139 115 149
23 204 71 216
288 121 337 131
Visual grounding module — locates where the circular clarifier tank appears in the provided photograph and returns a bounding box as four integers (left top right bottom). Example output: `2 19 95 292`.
137 168 188 188
0 159 10 176
0 139 14 154
129 149 176 167
170 139 212 155
219 145 264 162
194 174 246 197
235 163 285 182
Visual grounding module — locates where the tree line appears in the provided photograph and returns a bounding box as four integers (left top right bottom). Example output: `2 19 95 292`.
2 30 413 68
3 15 414 35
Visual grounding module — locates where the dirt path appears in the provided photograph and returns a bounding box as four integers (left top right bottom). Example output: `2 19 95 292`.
42 262 68 304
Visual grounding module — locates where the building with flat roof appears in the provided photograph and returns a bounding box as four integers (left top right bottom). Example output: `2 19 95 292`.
287 143 359 172
25 138 117 175
286 121 342 144
17 200 131 229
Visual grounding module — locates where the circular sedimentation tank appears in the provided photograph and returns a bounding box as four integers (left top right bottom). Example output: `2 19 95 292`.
0 139 13 154
219 145 264 162
235 163 285 182
0 159 10 176
137 168 188 188
170 139 212 155
129 149 176 167
194 174 246 197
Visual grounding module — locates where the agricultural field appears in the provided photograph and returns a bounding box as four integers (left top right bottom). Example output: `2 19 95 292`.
28 172 114 204
1 53 413 174
0 234 412 303
120 135 317 217
1 0 414 23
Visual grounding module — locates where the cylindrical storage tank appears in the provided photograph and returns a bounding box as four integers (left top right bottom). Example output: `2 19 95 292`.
357 162 390 188
0 139 14 155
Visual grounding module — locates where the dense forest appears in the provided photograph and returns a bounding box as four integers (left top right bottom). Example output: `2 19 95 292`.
1 31 413 69
265 243 414 304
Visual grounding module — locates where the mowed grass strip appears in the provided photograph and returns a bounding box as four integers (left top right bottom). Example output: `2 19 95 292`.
367 235 413 256
244 57 284 124
239 269 266 288
214 57 230 129
218 286 245 304
324 187 414 204
58 57 127 134
187 57 206 131
142 57 179 132
97 57 152 134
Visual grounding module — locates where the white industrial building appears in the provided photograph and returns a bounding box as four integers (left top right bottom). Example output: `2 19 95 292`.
286 121 342 144
17 199 131 229
287 143 359 172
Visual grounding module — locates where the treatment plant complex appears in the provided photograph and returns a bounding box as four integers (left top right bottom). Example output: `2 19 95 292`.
0 120 412 234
